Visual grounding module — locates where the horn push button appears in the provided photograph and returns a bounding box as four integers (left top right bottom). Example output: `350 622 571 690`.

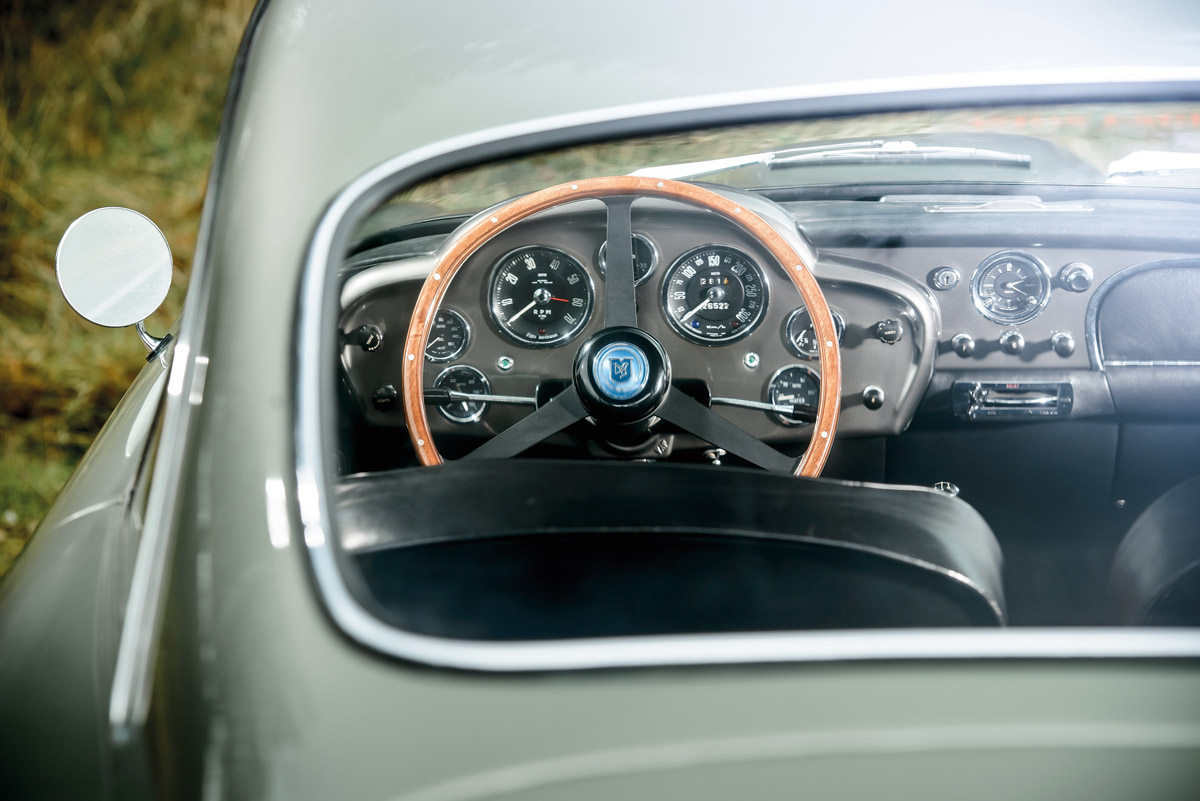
574 327 670 424
593 342 649 401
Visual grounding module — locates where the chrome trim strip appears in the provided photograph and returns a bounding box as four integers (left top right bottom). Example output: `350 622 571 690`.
340 256 436 309
298 73 1200 672
385 721 1200 801
1104 360 1200 367
1085 257 1200 371
108 0 274 738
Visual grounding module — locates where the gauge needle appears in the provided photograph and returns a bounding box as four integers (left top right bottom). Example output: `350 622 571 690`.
680 294 713 323
549 297 570 302
507 299 537 322
427 336 443 348
1000 278 1029 296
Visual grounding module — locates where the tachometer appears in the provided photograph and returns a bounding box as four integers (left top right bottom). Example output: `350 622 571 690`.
489 246 594 347
970 251 1052 325
661 245 768 344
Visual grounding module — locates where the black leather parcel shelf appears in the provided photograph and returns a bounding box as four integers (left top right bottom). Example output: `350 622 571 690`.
335 461 1006 640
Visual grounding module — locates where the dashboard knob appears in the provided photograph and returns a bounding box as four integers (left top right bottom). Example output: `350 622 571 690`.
862 386 885 410
999 330 1025 355
875 318 904 345
345 324 383 351
951 333 976 358
372 384 399 411
1059 262 1093 293
1052 332 1076 357
931 266 960 291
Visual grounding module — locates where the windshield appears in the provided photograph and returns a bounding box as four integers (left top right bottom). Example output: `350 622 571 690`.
360 102 1200 238
322 97 1200 668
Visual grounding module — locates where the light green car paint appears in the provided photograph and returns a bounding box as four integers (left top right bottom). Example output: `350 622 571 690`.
3 0 1200 798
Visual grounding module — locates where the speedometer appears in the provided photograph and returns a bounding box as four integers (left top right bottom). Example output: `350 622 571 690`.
970 251 1052 325
661 245 767 344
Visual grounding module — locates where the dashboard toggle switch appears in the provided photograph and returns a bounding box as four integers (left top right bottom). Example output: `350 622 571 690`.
999 330 1025 355
875 319 904 344
1052 332 1076 357
952 333 975 358
1059 263 1093 293
862 386 885 410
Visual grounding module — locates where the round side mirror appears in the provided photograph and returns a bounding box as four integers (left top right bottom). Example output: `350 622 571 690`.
56 207 173 328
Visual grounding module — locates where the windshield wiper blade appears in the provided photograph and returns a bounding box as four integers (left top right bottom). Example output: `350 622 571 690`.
768 141 1032 169
632 139 1031 180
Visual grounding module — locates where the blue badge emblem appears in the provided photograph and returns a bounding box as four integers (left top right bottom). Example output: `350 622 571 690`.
592 342 649 401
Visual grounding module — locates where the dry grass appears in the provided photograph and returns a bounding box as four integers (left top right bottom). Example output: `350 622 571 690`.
0 0 255 574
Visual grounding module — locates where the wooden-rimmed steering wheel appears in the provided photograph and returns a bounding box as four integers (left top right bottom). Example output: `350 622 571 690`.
401 176 841 476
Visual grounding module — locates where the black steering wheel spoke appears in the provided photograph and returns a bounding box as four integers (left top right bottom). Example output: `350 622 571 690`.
463 385 588 461
601 196 638 329
657 390 797 474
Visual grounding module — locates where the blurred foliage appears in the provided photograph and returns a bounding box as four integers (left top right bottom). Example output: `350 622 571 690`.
0 0 255 574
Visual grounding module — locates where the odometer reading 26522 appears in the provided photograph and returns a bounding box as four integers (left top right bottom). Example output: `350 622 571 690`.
489 246 594 347
661 245 768 344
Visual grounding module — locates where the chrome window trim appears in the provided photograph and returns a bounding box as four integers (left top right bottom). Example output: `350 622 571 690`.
299 71 1200 673
107 0 273 739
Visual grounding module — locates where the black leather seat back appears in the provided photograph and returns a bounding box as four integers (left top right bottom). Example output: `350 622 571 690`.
1110 473 1200 626
336 461 1007 640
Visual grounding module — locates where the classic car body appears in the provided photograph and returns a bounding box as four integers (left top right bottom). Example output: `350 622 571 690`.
4 0 1200 798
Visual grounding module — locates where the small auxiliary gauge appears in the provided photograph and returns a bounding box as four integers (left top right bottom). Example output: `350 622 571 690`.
432 365 490 424
765 365 821 426
597 233 658 286
424 308 470 362
971 251 1052 325
783 307 845 358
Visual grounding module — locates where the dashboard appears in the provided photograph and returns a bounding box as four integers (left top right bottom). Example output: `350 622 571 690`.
336 190 1200 472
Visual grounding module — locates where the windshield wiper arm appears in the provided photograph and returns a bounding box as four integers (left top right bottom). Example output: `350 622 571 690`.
768 141 1032 169
632 139 1031 180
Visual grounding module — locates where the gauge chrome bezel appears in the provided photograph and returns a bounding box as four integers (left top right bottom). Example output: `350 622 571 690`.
970 250 1053 325
487 245 595 348
433 364 491 424
765 363 821 427
423 307 471 363
783 306 846 359
597 232 659 287
660 243 769 345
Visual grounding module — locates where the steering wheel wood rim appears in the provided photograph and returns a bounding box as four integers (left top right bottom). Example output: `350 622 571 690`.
402 176 841 476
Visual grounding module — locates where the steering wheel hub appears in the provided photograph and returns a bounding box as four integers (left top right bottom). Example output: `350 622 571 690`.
574 327 671 424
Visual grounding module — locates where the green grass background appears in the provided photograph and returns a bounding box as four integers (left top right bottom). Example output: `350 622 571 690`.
0 0 255 575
